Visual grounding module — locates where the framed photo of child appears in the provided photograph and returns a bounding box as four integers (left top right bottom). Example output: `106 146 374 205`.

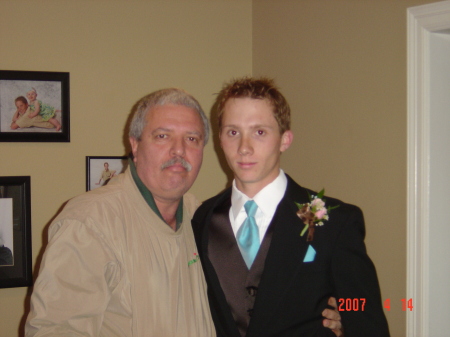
86 156 128 191
0 70 70 142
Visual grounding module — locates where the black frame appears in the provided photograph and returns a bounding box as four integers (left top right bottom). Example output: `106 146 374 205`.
0 70 70 142
0 176 32 288
86 156 128 191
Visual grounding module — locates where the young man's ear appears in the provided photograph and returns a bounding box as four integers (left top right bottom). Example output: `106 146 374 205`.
280 130 293 153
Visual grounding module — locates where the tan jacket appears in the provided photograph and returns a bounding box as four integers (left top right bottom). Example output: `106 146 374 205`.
26 168 215 336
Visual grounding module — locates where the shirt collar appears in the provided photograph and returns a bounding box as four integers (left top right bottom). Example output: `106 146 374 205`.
231 169 287 221
129 157 183 228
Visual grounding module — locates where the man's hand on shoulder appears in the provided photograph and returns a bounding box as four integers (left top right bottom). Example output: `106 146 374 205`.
322 297 344 337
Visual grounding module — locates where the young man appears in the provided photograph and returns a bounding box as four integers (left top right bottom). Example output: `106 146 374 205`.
192 77 390 337
95 162 116 186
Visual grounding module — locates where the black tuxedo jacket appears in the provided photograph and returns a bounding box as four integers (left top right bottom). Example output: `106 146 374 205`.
192 175 390 337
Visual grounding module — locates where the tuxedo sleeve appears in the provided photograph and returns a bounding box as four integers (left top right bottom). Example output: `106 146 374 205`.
331 205 390 337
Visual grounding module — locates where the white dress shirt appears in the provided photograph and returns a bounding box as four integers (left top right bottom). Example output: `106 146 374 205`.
230 169 287 243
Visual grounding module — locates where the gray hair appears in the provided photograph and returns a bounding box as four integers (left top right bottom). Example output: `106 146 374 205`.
129 88 209 145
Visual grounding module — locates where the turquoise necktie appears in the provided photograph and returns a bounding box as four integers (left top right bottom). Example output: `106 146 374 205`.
237 200 260 269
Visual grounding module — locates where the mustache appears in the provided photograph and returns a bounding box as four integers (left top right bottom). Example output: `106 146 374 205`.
161 157 192 172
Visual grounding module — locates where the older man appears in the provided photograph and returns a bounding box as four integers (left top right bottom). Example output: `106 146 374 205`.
25 89 215 336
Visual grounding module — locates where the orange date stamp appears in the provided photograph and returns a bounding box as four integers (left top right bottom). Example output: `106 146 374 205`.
338 298 414 311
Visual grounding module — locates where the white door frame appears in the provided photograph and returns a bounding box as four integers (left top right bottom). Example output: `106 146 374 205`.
407 1 450 336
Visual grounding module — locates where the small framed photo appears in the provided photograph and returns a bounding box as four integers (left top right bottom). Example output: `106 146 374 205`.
0 176 32 289
0 70 70 142
86 156 128 191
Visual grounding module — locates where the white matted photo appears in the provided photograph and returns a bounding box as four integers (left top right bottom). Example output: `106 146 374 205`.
86 156 128 191
0 198 14 267
0 176 32 288
0 70 70 142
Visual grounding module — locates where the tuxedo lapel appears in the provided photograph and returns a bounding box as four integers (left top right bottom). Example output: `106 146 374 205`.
196 189 242 337
247 177 312 335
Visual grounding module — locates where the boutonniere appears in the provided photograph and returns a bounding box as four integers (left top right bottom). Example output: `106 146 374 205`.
188 253 200 266
295 189 339 242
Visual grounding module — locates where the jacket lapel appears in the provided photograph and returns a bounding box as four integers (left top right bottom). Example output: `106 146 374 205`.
198 189 242 337
247 177 312 334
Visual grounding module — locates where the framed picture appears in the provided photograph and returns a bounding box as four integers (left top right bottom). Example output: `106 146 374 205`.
0 176 32 288
0 70 70 142
86 156 128 191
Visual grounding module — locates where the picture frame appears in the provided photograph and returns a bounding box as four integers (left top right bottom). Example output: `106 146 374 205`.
0 70 70 142
0 176 32 288
86 156 128 191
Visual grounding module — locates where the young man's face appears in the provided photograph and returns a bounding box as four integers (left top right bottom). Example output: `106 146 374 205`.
220 97 292 197
130 104 205 203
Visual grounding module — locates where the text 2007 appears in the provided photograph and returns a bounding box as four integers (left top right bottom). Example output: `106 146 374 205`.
338 298 366 311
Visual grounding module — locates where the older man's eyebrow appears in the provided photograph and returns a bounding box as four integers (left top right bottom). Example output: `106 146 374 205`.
151 127 171 135
150 128 203 139
186 130 203 138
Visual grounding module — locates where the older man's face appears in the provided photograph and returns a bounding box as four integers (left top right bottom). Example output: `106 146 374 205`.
130 104 205 203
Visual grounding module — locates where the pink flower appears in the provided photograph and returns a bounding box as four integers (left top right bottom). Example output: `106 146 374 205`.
311 198 325 209
315 208 327 220
296 189 339 242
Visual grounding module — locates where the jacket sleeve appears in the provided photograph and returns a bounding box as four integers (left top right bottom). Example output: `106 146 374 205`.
25 219 119 337
331 205 390 337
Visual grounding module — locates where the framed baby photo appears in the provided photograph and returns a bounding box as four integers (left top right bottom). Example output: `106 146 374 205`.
0 176 32 289
0 70 70 142
86 156 128 191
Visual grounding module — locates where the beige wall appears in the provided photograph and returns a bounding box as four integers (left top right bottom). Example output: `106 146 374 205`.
253 1 437 336
0 1 251 335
